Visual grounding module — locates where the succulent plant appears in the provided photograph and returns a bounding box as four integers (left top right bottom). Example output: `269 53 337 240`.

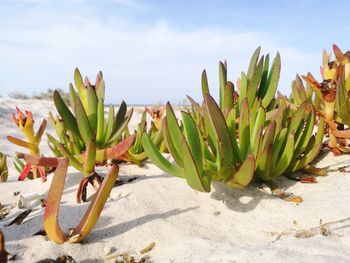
48 68 133 158
14 67 136 242
143 99 256 192
16 154 121 244
143 48 325 201
302 44 350 155
7 107 48 181
121 108 166 166
0 152 8 182
46 68 135 202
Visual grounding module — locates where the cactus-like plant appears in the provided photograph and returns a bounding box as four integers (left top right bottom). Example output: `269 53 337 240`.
143 48 325 201
0 152 8 182
7 107 48 181
46 69 135 202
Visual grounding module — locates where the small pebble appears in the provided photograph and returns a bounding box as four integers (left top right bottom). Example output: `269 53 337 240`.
103 246 114 255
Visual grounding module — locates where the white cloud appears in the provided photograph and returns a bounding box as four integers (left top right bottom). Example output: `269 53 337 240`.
0 4 321 104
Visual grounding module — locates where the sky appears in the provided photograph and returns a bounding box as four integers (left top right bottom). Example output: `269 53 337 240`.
0 0 349 104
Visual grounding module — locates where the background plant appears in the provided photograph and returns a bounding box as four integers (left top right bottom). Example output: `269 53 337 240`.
7 107 48 181
122 107 166 166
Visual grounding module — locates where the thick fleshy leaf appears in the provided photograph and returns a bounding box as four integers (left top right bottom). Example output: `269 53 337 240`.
85 140 96 174
226 108 242 162
75 98 93 145
68 165 119 243
16 152 60 167
105 135 135 160
204 94 235 180
103 105 115 145
219 61 227 109
270 133 294 178
223 81 235 110
247 46 261 79
247 56 264 107
238 98 250 159
18 164 32 181
255 144 273 181
142 133 184 178
225 154 255 189
165 102 183 165
44 159 69 244
7 136 36 151
162 118 183 166
87 85 98 131
261 52 281 108
257 53 270 98
58 144 87 175
74 68 88 110
115 101 127 132
201 70 210 96
106 108 133 147
181 111 204 173
96 98 105 146
53 90 81 140
35 119 47 144
238 72 248 111
182 138 210 192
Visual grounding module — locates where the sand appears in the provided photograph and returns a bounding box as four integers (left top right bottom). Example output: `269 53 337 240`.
0 98 350 263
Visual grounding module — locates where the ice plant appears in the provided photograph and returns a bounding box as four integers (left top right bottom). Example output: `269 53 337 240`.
143 48 325 201
48 68 133 158
14 155 120 244
7 107 48 181
46 68 135 202
333 44 350 87
302 44 350 155
122 108 166 166
0 152 8 182
142 99 256 193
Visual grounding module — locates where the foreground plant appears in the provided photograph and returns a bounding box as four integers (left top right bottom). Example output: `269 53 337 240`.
48 68 133 158
14 155 118 244
0 152 8 182
7 107 48 181
143 48 325 201
47 68 135 202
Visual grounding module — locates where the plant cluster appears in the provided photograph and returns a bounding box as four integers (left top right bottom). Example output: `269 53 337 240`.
1 45 350 245
143 47 326 200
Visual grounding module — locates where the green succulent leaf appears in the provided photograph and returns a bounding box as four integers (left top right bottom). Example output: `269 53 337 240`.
142 133 184 178
75 98 94 145
53 90 81 141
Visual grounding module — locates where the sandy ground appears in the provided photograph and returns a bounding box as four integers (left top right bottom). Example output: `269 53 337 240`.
1 98 350 263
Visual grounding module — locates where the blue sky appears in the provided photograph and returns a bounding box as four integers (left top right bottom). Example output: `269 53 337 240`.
0 0 349 104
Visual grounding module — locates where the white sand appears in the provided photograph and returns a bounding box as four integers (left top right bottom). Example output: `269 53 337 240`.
1 98 350 262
